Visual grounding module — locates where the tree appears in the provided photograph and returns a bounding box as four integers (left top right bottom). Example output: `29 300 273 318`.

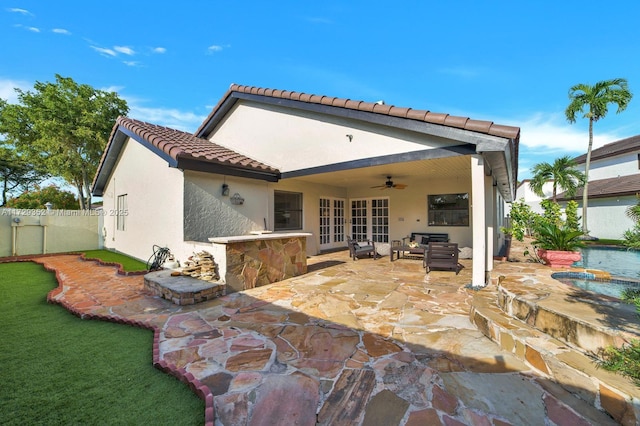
6 185 79 209
528 155 585 202
0 146 49 206
0 75 128 209
565 78 632 235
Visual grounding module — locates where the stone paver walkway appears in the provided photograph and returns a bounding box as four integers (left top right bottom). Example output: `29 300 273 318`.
26 252 621 426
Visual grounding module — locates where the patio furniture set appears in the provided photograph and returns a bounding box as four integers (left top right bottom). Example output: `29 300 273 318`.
347 233 461 274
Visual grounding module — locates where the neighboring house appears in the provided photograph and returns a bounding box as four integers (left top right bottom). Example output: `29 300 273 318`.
511 179 555 213
92 84 520 287
557 135 640 239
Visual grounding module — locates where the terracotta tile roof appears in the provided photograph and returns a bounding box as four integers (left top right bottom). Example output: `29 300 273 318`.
196 84 521 142
574 134 640 163
115 117 278 172
557 174 640 200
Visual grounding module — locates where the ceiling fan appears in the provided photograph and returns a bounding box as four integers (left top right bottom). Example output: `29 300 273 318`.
371 176 407 190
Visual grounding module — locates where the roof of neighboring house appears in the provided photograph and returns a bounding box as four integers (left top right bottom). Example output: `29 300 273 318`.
196 84 521 142
556 174 640 200
574 134 640 164
92 117 280 196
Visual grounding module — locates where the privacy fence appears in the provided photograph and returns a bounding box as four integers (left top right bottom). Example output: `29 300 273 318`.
0 208 102 257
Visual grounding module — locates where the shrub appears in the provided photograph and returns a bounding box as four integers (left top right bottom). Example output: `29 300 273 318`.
599 287 640 387
531 223 585 251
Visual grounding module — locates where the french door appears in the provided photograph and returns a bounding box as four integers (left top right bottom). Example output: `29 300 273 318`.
319 197 345 250
350 197 389 243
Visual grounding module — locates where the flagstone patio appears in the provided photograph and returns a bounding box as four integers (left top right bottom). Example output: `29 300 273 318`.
19 251 639 425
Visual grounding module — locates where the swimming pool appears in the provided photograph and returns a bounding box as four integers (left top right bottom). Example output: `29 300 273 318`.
573 246 640 280
553 272 640 299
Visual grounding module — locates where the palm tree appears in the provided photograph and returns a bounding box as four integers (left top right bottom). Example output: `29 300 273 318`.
529 156 585 202
565 78 633 235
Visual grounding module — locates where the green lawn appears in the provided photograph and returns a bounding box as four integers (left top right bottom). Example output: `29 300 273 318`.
0 262 204 425
82 249 148 272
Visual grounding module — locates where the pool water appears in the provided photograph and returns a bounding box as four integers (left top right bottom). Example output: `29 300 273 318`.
574 246 640 280
551 247 640 299
555 276 640 299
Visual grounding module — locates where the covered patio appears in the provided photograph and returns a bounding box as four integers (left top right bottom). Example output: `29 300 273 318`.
30 248 637 425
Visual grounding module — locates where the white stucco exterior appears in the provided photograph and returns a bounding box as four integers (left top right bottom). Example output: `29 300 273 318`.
94 87 520 287
101 138 185 263
584 152 638 180
209 101 460 172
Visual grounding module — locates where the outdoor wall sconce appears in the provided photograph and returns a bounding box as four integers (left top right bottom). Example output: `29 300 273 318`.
221 183 230 196
230 193 244 205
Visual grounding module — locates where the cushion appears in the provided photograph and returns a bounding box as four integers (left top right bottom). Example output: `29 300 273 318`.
353 243 360 250
421 236 430 245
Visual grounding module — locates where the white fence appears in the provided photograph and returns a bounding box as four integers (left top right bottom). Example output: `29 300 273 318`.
0 208 102 257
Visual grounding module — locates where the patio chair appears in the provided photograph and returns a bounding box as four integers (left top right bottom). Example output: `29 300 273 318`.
424 242 460 274
347 236 378 261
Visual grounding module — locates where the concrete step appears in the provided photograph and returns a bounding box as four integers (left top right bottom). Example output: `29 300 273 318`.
470 290 640 425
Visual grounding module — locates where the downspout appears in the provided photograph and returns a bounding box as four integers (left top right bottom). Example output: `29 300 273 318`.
12 226 16 256
43 225 47 255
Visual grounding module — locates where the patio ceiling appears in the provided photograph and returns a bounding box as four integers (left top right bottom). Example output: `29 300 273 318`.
287 156 471 188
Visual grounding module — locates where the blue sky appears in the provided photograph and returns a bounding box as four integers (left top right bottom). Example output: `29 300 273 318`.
2 0 639 180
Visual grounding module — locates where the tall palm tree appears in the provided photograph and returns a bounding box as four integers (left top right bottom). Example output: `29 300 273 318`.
565 78 633 235
529 156 585 202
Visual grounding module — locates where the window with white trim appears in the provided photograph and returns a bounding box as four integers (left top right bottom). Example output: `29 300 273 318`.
117 194 127 231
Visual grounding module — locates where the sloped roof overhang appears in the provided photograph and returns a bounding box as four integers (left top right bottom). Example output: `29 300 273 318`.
92 123 280 197
197 91 518 201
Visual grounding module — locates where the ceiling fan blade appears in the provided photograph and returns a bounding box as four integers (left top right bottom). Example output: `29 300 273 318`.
370 185 386 189
393 184 408 189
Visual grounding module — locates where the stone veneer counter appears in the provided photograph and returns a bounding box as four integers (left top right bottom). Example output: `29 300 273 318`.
209 233 311 293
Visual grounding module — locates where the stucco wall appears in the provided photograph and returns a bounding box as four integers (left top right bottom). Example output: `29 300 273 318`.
585 153 638 180
562 197 636 240
347 172 474 248
184 172 271 241
209 101 461 173
100 137 185 264
0 208 100 257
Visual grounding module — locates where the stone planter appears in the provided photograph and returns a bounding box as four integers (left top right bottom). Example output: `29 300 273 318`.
537 249 582 268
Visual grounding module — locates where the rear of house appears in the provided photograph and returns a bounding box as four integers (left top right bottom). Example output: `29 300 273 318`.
92 84 520 287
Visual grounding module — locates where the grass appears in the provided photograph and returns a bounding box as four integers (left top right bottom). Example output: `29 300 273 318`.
81 249 148 272
0 262 204 425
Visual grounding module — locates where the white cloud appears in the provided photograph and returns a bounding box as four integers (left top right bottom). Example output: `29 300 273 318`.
515 112 620 153
100 85 125 93
8 8 33 16
152 47 166 54
52 28 71 35
207 45 225 53
123 61 141 67
26 26 40 33
90 46 117 57
0 78 32 103
114 46 135 55
130 105 206 132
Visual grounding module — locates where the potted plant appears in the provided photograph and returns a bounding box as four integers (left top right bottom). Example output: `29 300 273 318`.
532 223 584 268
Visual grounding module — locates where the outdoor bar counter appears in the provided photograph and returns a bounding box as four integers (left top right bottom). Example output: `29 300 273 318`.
209 232 311 293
